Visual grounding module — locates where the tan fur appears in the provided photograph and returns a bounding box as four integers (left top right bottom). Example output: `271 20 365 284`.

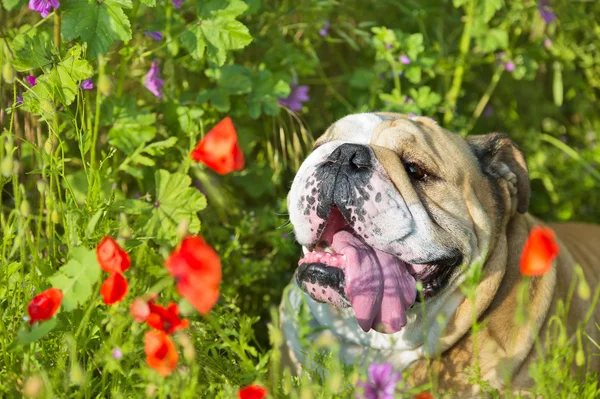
282 113 600 394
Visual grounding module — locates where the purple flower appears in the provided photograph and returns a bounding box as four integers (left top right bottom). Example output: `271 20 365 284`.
538 0 557 24
407 112 417 118
356 363 401 399
26 75 37 86
385 43 393 49
81 78 94 90
172 0 183 8
112 348 123 360
504 61 515 72
278 81 310 112
378 73 386 80
319 21 330 37
28 0 59 18
16 94 23 105
399 55 411 65
544 39 552 48
144 60 164 98
144 31 163 41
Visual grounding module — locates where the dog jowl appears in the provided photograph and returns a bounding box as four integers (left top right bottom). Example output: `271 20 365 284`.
289 116 466 334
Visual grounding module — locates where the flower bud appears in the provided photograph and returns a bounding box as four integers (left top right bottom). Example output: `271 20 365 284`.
1 156 13 178
51 209 60 224
22 374 44 398
44 137 53 155
3 63 16 84
576 349 585 367
20 199 31 218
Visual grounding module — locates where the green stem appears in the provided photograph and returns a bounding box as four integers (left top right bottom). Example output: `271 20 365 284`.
53 9 61 50
466 66 504 133
443 0 475 125
90 55 105 171
204 313 252 366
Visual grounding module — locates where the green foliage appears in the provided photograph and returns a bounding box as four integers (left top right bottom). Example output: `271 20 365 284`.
48 247 101 311
61 0 133 57
1 0 600 397
122 169 207 245
180 0 252 65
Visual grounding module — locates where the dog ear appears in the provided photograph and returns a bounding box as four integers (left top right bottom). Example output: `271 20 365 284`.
466 133 530 214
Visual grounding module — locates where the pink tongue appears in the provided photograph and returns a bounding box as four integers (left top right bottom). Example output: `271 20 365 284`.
332 230 417 333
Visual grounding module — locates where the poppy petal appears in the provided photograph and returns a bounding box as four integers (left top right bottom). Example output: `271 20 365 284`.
96 237 131 274
100 273 129 305
145 301 189 334
165 236 222 315
190 117 244 175
27 288 63 324
238 384 268 399
520 226 560 276
130 298 151 322
144 331 179 377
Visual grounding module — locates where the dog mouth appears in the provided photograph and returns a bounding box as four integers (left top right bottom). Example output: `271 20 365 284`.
295 207 424 334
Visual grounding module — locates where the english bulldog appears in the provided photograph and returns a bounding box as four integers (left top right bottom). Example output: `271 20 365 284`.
279 112 600 395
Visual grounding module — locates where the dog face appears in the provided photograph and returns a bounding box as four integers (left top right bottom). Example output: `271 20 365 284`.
288 113 530 334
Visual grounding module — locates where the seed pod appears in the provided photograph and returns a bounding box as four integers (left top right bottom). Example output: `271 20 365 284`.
44 137 53 155
20 199 31 218
1 156 13 177
22 374 44 398
576 349 585 367
2 63 16 84
51 209 60 224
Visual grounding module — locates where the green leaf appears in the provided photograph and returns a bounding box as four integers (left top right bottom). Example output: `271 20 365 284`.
11 33 53 71
197 0 247 19
477 0 503 23
14 318 58 348
48 247 101 312
475 28 508 53
140 0 155 6
247 70 289 119
127 170 207 245
180 4 252 66
108 113 157 154
199 65 252 111
61 0 133 57
2 0 27 10
22 45 93 118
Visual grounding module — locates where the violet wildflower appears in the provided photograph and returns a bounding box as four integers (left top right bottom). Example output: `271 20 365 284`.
144 31 163 41
407 112 417 118
112 348 123 360
399 55 411 65
28 0 59 18
144 60 164 98
319 21 330 37
26 75 37 86
278 81 309 111
16 94 23 106
356 363 401 399
544 39 552 48
385 43 393 49
538 0 557 24
504 61 515 72
172 0 183 8
81 78 94 90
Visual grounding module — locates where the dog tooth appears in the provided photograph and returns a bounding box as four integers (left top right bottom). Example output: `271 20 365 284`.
302 246 309 255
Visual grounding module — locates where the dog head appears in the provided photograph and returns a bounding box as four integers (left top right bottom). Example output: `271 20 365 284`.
288 113 530 334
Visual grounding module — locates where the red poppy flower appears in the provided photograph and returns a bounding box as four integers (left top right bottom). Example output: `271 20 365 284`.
27 288 63 324
190 117 245 175
520 226 560 276
146 302 189 335
130 297 151 322
165 236 222 315
238 384 268 399
97 237 131 274
100 273 129 305
415 392 434 399
144 331 179 377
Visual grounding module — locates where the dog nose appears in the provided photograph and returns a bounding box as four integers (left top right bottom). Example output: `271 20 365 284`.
326 143 373 169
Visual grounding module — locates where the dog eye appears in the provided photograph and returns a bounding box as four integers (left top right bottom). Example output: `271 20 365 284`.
405 163 426 180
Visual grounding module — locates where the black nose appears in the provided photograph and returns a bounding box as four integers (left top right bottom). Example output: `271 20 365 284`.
326 143 373 170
